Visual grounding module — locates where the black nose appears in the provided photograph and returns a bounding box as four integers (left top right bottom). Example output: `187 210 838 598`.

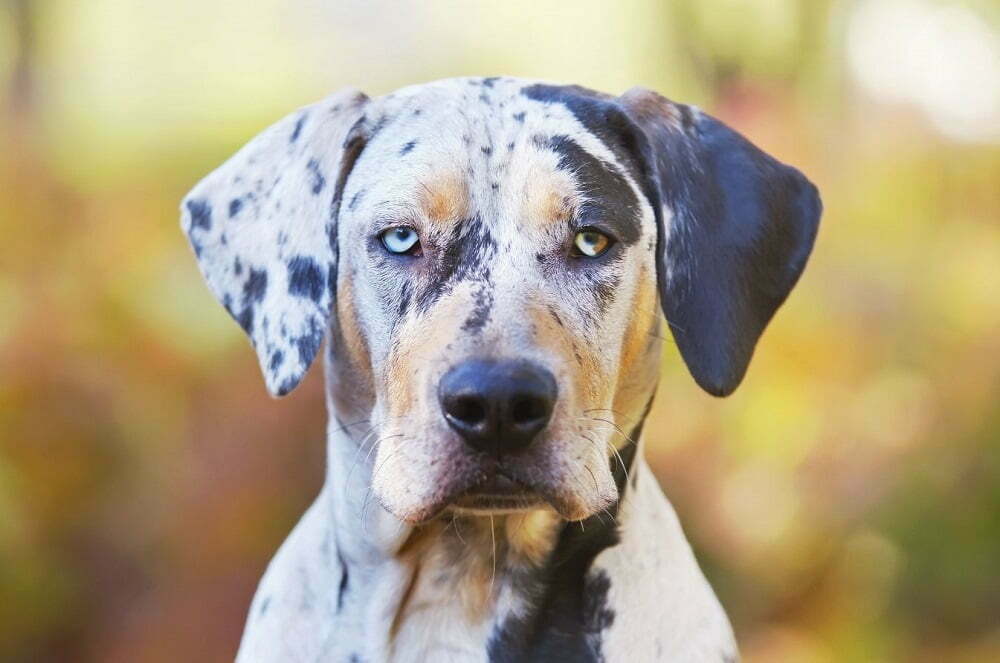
439 359 557 456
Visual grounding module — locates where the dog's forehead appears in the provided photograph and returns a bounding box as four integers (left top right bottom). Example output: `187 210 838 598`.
342 77 643 233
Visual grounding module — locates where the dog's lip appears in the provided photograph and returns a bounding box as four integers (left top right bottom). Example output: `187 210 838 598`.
452 472 544 511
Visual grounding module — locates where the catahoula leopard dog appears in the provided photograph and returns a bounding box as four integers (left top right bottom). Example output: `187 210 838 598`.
181 77 820 662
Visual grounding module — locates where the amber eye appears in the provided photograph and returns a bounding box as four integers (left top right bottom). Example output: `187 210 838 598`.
572 228 613 258
380 226 421 255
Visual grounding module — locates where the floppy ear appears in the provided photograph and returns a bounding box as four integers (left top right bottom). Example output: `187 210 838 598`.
620 88 821 397
181 88 369 396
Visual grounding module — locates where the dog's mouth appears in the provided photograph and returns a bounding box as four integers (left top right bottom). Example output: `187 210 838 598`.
450 472 546 515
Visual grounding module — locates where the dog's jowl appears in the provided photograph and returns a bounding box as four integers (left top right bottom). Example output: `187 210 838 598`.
181 77 820 662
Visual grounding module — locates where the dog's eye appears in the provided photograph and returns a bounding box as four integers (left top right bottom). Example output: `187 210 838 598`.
572 228 613 258
380 226 422 256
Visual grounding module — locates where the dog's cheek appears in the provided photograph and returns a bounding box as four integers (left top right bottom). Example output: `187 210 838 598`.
611 260 662 417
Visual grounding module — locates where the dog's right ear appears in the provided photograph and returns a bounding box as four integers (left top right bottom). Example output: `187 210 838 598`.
181 89 369 396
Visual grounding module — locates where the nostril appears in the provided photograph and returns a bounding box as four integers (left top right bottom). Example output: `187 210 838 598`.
510 395 550 425
449 396 486 425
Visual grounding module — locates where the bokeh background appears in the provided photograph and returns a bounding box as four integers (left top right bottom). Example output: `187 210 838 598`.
2 0 999 661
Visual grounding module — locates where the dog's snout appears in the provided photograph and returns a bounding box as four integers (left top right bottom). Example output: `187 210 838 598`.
439 359 557 455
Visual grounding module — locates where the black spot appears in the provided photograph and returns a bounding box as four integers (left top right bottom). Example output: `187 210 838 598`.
399 140 417 155
337 550 350 611
236 307 254 335
276 376 298 397
231 268 267 334
290 112 308 142
491 182 499 190
259 596 271 616
462 283 494 333
479 92 490 103
481 145 492 156
234 258 243 276
287 256 325 302
592 273 621 317
269 350 284 371
244 268 268 303
186 199 212 231
292 318 324 369
397 281 412 318
306 158 326 195
228 197 244 218
341 190 363 216
507 141 515 151
482 76 499 88
414 215 497 313
513 111 526 123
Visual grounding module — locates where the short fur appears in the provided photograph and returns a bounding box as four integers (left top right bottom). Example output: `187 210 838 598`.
181 76 820 662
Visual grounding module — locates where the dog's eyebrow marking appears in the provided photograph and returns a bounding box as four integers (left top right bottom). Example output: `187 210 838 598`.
306 159 326 195
421 170 470 223
546 134 641 245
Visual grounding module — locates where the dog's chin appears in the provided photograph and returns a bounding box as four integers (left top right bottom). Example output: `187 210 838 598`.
377 472 615 525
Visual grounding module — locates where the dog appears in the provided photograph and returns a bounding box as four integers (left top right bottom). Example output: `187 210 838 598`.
181 77 820 662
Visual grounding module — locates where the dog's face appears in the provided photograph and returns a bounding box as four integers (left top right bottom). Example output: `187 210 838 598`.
182 78 820 524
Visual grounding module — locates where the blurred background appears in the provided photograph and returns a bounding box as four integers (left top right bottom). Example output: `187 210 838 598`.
1 0 999 661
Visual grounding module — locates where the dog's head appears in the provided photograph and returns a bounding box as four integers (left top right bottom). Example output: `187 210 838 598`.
182 78 820 523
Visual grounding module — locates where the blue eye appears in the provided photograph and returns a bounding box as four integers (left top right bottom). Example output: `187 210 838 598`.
380 226 421 255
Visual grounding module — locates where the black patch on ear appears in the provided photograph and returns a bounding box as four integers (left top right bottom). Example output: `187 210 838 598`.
244 268 268 303
306 158 326 194
287 256 325 302
626 98 822 396
546 135 641 246
186 199 212 231
269 350 284 371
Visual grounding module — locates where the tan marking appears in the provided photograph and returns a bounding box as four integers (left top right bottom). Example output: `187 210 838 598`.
329 274 374 416
522 163 578 231
612 263 662 418
420 169 469 226
505 508 561 566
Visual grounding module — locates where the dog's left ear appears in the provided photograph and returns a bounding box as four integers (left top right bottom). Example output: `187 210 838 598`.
181 88 369 396
620 88 821 397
